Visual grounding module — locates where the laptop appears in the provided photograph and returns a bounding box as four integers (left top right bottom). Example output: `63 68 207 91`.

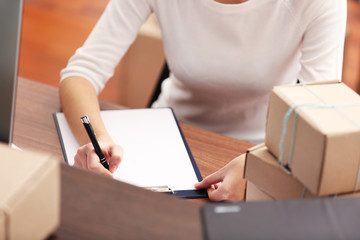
201 198 360 240
0 0 23 145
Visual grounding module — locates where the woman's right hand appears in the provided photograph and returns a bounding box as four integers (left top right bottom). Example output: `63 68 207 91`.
73 141 123 178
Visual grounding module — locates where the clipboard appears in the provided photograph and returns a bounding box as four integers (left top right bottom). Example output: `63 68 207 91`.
53 108 207 198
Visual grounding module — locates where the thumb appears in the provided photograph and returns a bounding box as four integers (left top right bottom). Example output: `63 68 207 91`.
105 144 123 174
195 169 225 189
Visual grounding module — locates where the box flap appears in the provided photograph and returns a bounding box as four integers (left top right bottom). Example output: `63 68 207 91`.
299 80 340 86
301 80 340 85
247 143 265 153
247 144 279 168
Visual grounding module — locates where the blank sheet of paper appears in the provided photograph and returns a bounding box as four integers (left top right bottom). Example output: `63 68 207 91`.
53 108 201 192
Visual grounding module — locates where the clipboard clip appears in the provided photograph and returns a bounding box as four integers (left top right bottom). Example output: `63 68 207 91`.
145 185 174 194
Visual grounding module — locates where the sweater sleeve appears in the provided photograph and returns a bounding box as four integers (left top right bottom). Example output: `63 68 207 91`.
60 0 154 94
298 0 347 83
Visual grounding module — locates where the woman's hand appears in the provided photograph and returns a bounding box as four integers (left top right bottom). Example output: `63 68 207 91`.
73 141 123 178
195 154 246 202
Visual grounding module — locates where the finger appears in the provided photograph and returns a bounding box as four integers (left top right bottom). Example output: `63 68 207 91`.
207 186 228 202
73 156 81 168
109 160 120 173
74 146 88 169
81 144 95 168
209 178 246 202
87 151 113 178
208 182 241 202
74 154 84 168
108 145 123 173
213 182 222 190
194 169 225 189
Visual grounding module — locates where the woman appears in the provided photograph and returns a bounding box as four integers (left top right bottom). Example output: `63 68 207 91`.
60 0 347 201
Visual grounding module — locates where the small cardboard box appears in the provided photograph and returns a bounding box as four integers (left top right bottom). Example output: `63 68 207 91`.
0 144 60 240
265 81 360 196
245 144 360 201
244 144 315 200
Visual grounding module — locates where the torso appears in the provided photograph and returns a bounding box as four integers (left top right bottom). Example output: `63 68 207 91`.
61 0 346 144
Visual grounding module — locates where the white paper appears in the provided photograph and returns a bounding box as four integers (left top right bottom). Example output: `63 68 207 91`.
54 108 200 191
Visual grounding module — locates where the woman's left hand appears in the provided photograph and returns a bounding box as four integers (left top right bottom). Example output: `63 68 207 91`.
194 154 246 202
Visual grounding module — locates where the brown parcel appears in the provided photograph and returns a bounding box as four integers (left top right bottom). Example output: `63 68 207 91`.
245 144 360 201
244 144 315 201
0 144 60 240
265 81 360 196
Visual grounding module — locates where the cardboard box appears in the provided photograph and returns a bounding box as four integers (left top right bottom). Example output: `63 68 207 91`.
0 144 60 240
245 144 360 201
265 81 360 196
244 144 316 200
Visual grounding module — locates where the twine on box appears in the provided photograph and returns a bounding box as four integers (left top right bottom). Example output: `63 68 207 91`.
301 187 307 199
278 82 360 192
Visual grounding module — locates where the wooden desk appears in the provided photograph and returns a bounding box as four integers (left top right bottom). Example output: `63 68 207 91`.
13 78 253 239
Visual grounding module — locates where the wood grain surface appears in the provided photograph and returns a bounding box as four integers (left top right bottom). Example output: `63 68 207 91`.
13 78 253 239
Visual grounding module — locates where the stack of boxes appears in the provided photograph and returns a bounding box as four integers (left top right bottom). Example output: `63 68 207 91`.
244 81 360 201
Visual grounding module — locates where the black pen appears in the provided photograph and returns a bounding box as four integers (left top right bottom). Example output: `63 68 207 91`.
80 115 109 170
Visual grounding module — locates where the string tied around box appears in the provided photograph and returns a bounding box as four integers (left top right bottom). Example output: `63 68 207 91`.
278 81 360 192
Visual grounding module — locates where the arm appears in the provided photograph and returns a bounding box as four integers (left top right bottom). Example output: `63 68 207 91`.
59 0 153 176
60 0 154 143
60 77 110 145
59 76 123 177
298 0 347 82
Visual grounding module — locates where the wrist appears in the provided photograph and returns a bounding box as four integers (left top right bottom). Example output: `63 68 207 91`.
97 135 114 143
98 136 114 143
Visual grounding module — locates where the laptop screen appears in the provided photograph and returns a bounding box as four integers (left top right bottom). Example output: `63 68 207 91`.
0 0 23 144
